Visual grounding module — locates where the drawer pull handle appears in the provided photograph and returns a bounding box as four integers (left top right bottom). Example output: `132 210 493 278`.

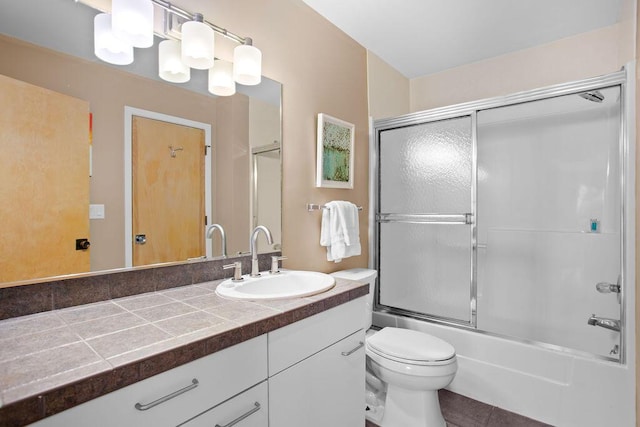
341 341 364 356
215 402 261 427
134 378 199 411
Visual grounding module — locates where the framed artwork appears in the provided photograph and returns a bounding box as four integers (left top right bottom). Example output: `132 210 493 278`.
316 113 355 189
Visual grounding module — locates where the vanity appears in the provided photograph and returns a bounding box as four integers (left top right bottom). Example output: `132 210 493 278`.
0 276 367 427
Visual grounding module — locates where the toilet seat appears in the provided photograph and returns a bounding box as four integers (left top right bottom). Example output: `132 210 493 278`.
367 327 455 366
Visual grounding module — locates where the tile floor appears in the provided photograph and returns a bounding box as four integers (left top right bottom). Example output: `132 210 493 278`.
365 389 552 427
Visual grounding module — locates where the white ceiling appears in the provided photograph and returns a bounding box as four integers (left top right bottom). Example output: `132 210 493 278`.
302 0 624 79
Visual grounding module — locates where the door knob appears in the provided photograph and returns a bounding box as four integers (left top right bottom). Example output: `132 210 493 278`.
75 238 90 250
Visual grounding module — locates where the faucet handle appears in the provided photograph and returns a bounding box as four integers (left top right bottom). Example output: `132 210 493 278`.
270 256 288 274
223 261 243 282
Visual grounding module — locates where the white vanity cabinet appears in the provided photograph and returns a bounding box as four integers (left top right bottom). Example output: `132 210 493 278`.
31 335 268 427
268 297 366 427
28 296 366 427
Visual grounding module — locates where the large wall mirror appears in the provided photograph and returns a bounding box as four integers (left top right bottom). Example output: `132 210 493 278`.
0 0 282 285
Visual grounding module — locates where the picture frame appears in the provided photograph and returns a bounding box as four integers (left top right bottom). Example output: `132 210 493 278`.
316 113 355 189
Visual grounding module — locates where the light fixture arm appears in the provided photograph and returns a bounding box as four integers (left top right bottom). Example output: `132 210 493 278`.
151 0 248 45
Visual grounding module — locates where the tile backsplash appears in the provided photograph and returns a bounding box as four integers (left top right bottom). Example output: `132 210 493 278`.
0 252 279 321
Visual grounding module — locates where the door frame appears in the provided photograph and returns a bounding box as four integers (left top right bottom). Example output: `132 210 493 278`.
124 106 212 267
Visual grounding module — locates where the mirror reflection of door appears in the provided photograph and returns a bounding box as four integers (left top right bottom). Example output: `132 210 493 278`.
132 116 206 266
251 143 282 252
0 74 90 282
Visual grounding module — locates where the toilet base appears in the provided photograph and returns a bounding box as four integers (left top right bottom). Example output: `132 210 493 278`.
380 384 446 427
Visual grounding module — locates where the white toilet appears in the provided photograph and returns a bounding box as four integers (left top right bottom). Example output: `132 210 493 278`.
331 269 457 427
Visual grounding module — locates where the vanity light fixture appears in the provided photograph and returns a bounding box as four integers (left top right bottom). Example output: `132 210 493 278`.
91 0 263 94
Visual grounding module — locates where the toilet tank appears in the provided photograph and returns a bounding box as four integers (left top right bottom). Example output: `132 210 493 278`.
330 268 378 330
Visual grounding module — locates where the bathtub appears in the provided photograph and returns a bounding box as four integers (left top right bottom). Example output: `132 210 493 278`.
373 310 635 426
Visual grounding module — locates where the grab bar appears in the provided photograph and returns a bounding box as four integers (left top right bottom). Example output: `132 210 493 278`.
376 213 472 225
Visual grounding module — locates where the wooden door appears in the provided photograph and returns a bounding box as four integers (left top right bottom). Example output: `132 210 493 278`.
132 116 205 266
0 74 90 283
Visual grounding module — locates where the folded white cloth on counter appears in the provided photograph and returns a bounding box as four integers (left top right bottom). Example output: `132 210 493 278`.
320 201 361 262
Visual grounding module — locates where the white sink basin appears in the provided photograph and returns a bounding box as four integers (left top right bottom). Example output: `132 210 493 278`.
215 270 335 301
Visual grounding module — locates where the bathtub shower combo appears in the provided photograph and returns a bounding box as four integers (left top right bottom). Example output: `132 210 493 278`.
372 70 635 426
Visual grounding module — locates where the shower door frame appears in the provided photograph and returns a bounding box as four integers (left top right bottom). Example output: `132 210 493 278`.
373 69 629 363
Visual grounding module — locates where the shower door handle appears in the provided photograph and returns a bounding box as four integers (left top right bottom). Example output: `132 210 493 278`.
596 282 620 293
595 275 622 304
376 213 473 224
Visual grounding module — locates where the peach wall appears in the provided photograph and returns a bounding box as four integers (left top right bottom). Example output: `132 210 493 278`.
410 23 634 112
367 51 410 120
197 0 370 272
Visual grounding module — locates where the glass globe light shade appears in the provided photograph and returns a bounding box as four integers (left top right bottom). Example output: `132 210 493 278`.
112 0 154 48
94 13 134 65
181 20 215 70
208 60 236 96
159 40 190 83
233 43 261 86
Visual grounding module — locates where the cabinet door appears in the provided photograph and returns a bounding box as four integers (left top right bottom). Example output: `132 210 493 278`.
180 381 268 427
269 329 365 427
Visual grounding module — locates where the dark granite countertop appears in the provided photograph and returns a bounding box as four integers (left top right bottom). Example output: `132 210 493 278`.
0 277 367 426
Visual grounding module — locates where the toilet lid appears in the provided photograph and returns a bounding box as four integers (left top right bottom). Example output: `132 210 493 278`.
367 327 455 362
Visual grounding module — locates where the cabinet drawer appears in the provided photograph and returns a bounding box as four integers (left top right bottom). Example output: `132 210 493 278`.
268 297 364 375
180 381 268 427
33 335 267 427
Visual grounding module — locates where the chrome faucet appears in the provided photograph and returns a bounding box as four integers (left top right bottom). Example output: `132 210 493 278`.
587 314 620 332
250 225 273 277
206 224 227 259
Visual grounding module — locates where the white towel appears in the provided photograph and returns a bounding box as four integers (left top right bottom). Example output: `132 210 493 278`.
320 201 361 262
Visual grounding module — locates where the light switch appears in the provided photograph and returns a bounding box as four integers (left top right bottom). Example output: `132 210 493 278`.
90 204 105 219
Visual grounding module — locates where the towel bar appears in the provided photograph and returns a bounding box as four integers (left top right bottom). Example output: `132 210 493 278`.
307 203 363 212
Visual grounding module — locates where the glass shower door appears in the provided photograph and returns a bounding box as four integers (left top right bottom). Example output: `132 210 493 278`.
476 86 622 359
377 116 475 324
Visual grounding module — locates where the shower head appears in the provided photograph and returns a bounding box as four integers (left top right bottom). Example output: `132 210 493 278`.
578 90 604 103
